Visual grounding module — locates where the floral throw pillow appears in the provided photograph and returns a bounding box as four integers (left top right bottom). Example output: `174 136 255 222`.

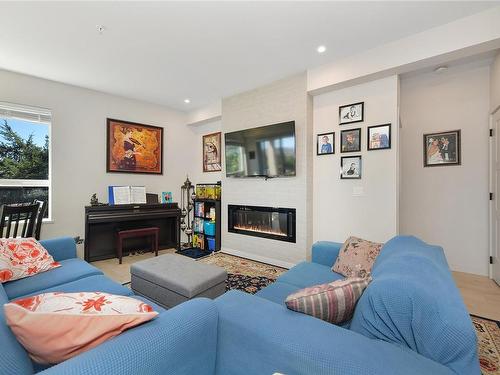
0 238 61 283
4 292 158 364
332 236 383 278
285 277 371 324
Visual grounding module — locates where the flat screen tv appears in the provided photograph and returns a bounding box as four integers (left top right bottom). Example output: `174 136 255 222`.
225 121 296 178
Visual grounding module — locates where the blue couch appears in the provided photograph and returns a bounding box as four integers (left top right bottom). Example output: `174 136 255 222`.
1 236 480 375
213 236 480 374
1 237 218 375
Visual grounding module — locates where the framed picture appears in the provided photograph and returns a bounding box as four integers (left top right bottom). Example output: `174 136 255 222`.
161 192 173 203
339 102 364 125
367 123 391 151
317 132 335 155
107 118 163 174
341 128 361 153
423 130 461 167
341 156 362 179
203 132 222 172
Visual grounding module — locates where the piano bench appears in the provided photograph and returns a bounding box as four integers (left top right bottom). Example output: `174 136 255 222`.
116 227 159 264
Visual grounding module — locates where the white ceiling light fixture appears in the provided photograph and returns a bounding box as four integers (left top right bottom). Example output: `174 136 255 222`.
184 98 191 104
317 45 326 54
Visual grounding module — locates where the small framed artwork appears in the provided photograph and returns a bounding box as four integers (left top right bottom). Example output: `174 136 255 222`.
339 102 364 125
341 156 362 179
423 130 461 167
107 118 163 174
367 124 391 151
203 132 222 172
317 132 335 155
161 192 173 203
341 128 361 153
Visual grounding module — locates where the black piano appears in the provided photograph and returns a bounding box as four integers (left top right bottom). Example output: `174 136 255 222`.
84 203 181 262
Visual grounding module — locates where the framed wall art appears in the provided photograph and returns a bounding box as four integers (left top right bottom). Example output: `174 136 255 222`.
339 102 364 125
107 118 163 174
203 132 222 172
341 156 362 179
423 130 461 167
341 128 361 153
367 123 391 151
317 132 335 155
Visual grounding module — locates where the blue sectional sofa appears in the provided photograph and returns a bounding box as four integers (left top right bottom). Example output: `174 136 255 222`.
1 237 218 375
1 236 480 375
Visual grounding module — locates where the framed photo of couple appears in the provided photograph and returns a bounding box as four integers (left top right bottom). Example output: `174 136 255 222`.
423 130 461 167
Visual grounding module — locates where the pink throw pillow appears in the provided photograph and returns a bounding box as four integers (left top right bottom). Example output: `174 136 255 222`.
332 236 383 278
4 292 158 364
0 238 61 283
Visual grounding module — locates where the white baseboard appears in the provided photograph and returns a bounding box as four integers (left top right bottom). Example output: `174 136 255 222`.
221 247 296 269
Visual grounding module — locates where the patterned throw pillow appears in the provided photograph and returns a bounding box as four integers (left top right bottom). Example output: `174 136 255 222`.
332 236 383 278
285 277 371 324
4 292 158 364
0 238 61 283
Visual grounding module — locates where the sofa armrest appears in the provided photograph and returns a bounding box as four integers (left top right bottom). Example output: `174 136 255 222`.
214 291 455 375
40 237 77 261
311 241 342 267
40 298 218 375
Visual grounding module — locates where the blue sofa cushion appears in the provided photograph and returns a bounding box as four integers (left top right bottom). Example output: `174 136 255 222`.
256 281 301 305
0 285 33 375
350 236 480 374
17 275 133 298
3 258 102 299
276 261 343 288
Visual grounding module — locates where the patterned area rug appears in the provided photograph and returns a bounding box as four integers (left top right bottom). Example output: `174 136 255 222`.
198 252 287 294
472 315 500 375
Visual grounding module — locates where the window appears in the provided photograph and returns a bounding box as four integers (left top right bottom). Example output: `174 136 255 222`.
0 102 51 219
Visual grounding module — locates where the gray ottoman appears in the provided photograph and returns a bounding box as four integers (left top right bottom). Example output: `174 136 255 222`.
130 254 227 309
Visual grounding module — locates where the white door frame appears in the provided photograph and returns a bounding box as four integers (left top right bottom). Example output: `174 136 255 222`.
489 105 500 280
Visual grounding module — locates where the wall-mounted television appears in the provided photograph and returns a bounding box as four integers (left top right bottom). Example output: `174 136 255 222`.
224 121 296 178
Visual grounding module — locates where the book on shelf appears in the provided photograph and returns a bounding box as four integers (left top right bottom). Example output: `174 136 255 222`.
195 202 205 217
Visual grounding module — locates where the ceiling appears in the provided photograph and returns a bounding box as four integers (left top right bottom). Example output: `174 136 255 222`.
0 1 496 112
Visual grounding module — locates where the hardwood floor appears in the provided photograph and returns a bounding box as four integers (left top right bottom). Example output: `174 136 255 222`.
453 271 500 321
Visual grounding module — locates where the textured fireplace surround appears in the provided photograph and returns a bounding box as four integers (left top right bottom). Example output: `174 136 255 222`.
221 72 313 268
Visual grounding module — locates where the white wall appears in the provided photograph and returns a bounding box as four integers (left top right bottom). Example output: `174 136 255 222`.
492 51 500 112
400 61 490 276
313 76 399 244
0 69 192 257
221 73 312 267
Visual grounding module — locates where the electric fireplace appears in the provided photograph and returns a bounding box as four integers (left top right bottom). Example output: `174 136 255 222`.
228 205 296 243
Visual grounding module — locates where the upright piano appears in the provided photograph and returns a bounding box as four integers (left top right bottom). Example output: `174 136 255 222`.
84 203 181 262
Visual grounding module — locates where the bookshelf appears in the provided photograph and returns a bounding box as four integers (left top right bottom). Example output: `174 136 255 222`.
192 183 221 253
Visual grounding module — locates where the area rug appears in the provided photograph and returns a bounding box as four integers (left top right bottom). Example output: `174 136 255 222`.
198 252 287 280
198 252 287 294
472 315 500 375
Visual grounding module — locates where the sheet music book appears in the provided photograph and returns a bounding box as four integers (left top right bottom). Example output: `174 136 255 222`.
108 186 147 205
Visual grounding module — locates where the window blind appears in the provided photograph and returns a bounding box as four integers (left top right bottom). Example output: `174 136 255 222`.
0 102 52 124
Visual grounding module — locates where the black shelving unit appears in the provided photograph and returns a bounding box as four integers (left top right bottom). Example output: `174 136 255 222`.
192 183 221 253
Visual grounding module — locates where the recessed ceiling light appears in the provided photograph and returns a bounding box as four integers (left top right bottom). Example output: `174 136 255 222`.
96 25 105 34
184 99 191 104
317 45 326 54
434 65 448 73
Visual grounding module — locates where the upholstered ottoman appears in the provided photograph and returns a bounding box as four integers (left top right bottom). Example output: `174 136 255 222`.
130 254 227 309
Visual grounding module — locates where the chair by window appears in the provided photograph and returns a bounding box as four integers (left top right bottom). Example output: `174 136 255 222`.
0 202 40 238
32 200 48 240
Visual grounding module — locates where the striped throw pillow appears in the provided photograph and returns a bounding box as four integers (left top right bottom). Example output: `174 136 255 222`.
285 277 371 324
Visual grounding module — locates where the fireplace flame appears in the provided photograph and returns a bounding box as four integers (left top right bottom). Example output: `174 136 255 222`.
233 224 287 237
